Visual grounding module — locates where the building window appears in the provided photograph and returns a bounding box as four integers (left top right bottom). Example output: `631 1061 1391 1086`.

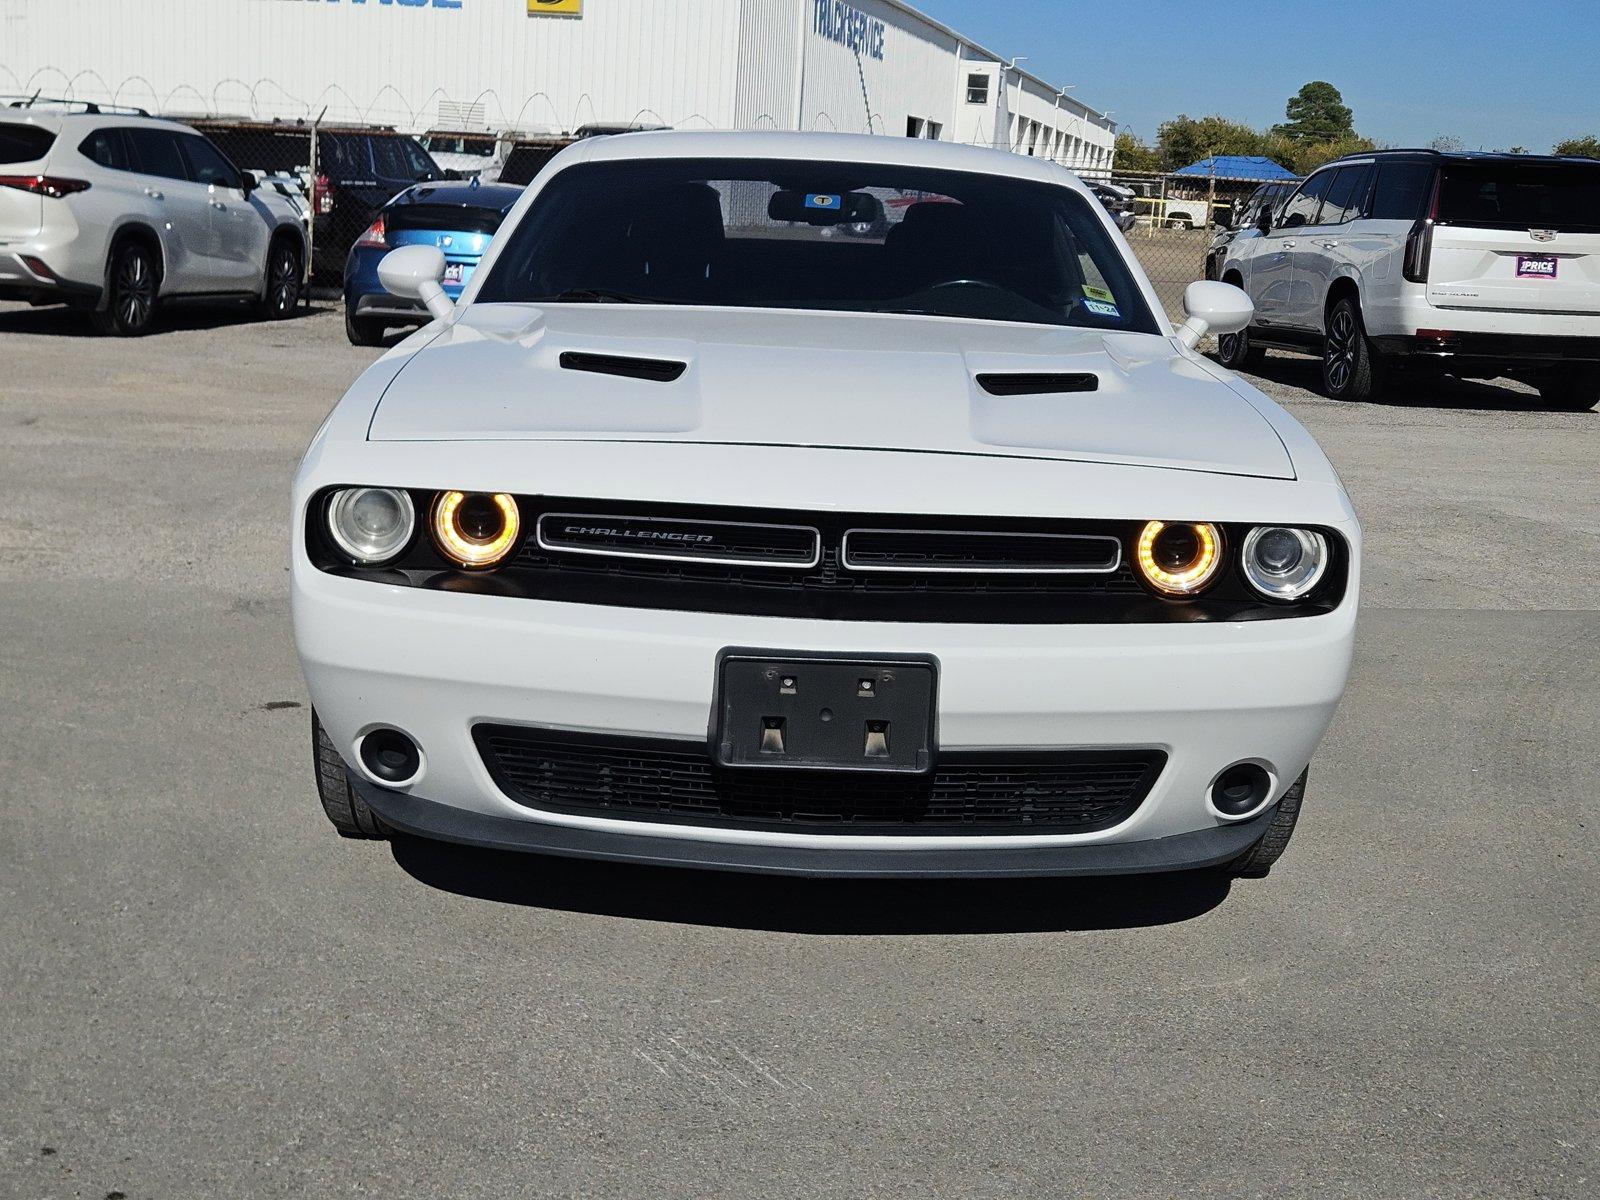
925 121 943 140
906 116 924 138
966 74 989 105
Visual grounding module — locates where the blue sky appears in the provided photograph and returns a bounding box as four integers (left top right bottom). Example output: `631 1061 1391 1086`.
912 0 1600 152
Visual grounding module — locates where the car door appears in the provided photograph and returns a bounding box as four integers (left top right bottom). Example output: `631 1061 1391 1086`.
178 133 267 290
1251 169 1334 327
1286 162 1374 329
124 127 210 293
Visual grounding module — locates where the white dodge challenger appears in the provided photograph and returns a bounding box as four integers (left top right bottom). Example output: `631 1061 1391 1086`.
293 132 1359 880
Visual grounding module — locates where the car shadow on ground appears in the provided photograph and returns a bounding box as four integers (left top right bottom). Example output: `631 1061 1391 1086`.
1220 350 1589 414
0 300 331 337
388 835 1232 934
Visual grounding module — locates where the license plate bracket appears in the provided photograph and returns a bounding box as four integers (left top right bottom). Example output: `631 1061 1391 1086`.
713 651 937 775
1516 254 1558 280
443 262 466 285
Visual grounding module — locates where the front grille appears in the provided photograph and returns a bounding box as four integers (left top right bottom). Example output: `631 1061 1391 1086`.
475 724 1165 835
841 528 1121 574
506 498 1151 623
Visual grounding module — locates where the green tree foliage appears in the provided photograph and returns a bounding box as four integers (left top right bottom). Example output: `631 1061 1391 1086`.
1553 135 1600 157
1156 114 1261 171
1274 81 1356 143
1113 131 1163 173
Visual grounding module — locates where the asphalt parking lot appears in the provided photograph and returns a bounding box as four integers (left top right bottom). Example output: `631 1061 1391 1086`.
1 300 1596 1199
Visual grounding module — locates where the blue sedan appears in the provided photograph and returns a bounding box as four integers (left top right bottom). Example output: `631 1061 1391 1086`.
343 181 524 345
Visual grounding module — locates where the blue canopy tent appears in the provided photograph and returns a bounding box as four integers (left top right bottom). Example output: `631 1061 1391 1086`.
1174 155 1299 181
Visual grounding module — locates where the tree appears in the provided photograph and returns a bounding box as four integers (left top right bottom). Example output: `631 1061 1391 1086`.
1553 135 1600 157
1275 82 1355 143
1113 130 1162 173
1155 114 1263 171
1430 134 1465 152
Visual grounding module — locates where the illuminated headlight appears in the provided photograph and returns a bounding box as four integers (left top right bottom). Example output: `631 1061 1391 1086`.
1241 526 1329 601
326 487 415 564
430 491 521 568
1135 521 1222 596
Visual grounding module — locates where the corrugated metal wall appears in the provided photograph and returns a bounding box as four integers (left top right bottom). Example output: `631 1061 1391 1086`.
732 0 800 131
1 0 745 133
795 0 958 138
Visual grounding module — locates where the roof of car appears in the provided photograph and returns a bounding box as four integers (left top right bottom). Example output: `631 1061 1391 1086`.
0 107 204 136
568 130 1096 190
392 181 525 211
1333 148 1598 166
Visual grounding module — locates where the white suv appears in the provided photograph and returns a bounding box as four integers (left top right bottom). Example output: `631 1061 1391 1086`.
1219 150 1600 410
0 104 306 335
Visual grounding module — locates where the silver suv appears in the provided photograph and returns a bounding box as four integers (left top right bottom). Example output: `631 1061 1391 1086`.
0 104 306 335
1219 150 1600 410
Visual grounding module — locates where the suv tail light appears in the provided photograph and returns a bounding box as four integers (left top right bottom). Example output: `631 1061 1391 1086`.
1402 171 1442 284
314 172 333 215
0 174 92 199
356 217 388 249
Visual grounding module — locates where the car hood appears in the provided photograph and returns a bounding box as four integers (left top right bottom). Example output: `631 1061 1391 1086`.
367 305 1294 479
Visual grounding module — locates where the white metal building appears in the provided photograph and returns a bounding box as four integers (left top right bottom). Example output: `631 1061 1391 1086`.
0 0 1118 172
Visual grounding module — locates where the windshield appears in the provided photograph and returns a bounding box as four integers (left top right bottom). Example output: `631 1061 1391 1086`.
475 158 1160 332
1438 161 1600 232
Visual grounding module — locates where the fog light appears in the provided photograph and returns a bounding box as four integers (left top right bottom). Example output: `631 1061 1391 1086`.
1136 521 1222 596
1211 763 1272 818
359 728 422 785
431 491 520 568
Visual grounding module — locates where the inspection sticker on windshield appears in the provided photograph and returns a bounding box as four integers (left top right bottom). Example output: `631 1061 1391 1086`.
805 193 842 210
1083 284 1115 303
1083 298 1121 318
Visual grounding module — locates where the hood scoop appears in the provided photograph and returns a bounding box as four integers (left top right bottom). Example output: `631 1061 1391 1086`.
560 351 687 383
976 372 1099 396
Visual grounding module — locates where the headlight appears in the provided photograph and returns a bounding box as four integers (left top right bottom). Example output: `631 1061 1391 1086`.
1135 521 1222 596
430 491 521 568
326 487 415 564
1241 526 1328 600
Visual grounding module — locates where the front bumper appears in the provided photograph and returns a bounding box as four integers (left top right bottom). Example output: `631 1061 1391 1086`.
355 773 1279 877
297 565 1356 861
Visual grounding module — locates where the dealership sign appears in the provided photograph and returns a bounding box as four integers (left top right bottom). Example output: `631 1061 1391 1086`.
813 0 886 61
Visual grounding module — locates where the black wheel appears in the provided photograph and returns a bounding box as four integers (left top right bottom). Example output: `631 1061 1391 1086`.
1229 770 1308 879
258 237 303 320
1537 364 1600 412
1217 325 1264 372
91 241 159 336
312 711 387 839
344 306 386 346
1322 296 1384 402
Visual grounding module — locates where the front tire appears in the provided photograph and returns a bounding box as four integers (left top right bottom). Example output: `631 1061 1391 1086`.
1217 325 1264 372
258 237 303 320
1537 364 1600 412
91 241 159 336
1322 296 1384 402
312 712 387 839
1229 770 1308 879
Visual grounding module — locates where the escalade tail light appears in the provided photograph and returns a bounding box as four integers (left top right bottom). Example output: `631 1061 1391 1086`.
314 172 334 215
0 174 91 199
1402 171 1442 284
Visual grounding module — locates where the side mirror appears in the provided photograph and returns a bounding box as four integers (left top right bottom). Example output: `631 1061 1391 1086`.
378 245 455 323
1175 280 1252 350
240 171 259 195
1256 208 1272 235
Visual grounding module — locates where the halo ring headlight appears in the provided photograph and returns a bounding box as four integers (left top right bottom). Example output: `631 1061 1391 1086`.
1136 521 1223 596
1242 526 1329 601
431 491 521 569
326 487 415 565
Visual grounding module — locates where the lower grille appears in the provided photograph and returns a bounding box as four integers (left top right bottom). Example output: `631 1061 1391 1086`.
474 725 1165 835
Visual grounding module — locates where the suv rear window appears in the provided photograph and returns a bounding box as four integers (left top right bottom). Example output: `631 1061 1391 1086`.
0 123 56 164
1438 162 1600 232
